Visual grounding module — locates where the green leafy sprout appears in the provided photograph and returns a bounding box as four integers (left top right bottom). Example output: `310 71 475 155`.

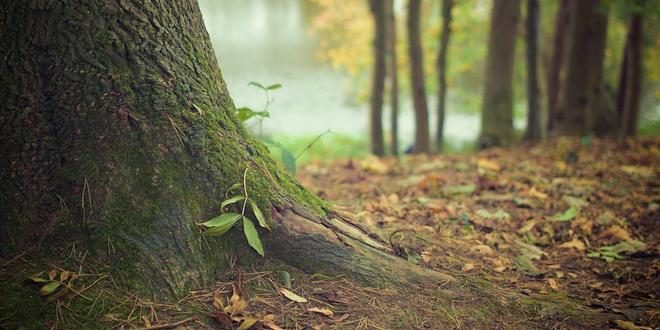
198 167 269 256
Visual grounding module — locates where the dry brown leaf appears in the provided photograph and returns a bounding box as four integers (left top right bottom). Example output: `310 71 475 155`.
558 238 586 251
48 269 57 281
421 251 432 263
308 307 334 317
333 314 350 323
59 271 70 282
225 287 247 315
462 263 475 272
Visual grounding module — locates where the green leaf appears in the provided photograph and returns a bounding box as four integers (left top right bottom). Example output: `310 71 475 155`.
248 81 266 90
551 207 578 222
221 195 245 209
40 281 61 296
201 213 241 236
243 217 264 256
249 199 270 230
281 147 296 175
226 182 242 194
266 83 282 90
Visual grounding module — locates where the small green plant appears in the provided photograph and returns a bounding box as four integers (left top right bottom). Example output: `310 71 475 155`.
235 81 281 136
198 168 269 256
235 81 329 175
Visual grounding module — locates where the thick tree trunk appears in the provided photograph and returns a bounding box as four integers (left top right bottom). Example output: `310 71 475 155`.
386 0 400 156
0 0 453 298
524 0 542 142
546 0 571 134
436 0 454 153
555 0 600 136
478 0 520 149
407 0 431 154
620 13 643 137
369 0 386 156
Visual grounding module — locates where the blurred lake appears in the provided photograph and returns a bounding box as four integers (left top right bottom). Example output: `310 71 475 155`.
198 0 483 149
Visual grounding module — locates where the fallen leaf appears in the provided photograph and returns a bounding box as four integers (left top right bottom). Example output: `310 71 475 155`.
360 157 389 174
421 251 432 263
333 314 350 323
558 238 586 251
517 220 537 234
471 244 494 255
237 317 258 330
547 278 559 290
550 207 578 222
493 266 507 272
514 240 545 260
279 288 307 303
59 271 70 282
225 287 247 315
477 158 501 172
528 187 548 199
462 263 475 272
599 225 633 242
40 281 61 295
308 307 334 317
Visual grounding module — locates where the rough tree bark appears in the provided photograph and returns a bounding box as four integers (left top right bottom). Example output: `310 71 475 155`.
619 12 643 137
386 0 400 156
546 0 571 134
407 0 431 154
478 0 520 149
0 0 453 298
369 0 386 156
524 0 542 142
436 0 454 153
555 0 600 136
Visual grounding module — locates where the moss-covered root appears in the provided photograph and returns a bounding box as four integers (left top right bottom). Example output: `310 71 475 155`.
263 206 456 288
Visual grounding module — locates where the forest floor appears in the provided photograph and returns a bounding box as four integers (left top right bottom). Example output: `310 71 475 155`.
3 138 658 329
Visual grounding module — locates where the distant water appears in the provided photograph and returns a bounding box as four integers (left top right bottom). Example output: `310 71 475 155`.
198 0 486 148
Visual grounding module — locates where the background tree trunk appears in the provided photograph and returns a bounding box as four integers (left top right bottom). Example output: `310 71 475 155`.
369 0 386 156
386 0 400 156
436 0 454 153
478 0 520 149
407 0 431 154
0 0 452 298
555 0 599 136
619 13 643 137
588 5 614 137
546 0 571 134
524 0 542 142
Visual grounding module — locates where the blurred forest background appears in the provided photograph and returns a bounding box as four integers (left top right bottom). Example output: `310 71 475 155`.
198 0 659 161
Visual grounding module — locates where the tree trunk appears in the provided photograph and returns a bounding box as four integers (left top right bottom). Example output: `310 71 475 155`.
478 0 520 149
546 0 571 134
369 0 386 156
555 0 600 136
589 5 615 137
436 0 454 153
524 0 542 142
386 0 400 156
0 0 453 298
407 0 431 154
619 13 643 137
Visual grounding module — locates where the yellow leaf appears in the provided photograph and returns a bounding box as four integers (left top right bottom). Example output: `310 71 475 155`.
237 317 258 330
477 158 501 172
225 287 247 315
547 278 559 290
308 307 334 317
558 238 586 251
528 187 548 200
279 288 307 303
462 263 475 272
360 157 388 174
600 225 633 242
421 251 432 263
470 244 494 255
493 266 507 272
517 220 537 234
